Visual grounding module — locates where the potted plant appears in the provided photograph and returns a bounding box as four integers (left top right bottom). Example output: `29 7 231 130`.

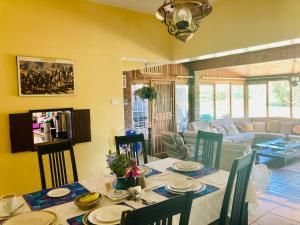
133 86 157 100
106 151 139 190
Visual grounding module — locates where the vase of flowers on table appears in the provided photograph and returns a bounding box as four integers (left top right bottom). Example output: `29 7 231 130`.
106 151 139 190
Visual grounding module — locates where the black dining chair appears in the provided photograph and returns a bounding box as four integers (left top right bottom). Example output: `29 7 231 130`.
194 130 223 169
115 133 148 165
36 140 78 189
120 191 194 225
211 151 256 225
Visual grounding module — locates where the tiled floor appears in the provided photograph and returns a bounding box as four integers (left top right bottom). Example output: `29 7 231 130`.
249 158 300 225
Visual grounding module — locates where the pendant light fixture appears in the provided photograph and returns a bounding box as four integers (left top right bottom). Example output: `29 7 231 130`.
156 0 212 42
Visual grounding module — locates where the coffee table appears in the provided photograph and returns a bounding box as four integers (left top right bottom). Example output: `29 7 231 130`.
254 138 300 166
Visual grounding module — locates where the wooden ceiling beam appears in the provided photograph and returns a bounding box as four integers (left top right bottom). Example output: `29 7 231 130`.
187 44 300 71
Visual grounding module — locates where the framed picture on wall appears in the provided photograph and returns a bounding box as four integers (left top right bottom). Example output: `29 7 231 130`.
17 56 76 96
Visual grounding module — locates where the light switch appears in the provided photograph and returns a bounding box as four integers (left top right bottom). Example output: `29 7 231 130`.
111 98 119 105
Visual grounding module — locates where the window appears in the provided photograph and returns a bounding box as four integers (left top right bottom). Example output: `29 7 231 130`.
131 84 148 137
248 84 267 117
292 85 300 118
215 84 230 119
199 84 214 118
268 81 290 117
231 85 244 118
176 84 189 132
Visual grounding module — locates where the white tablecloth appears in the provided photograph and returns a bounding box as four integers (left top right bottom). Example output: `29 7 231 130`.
15 158 257 225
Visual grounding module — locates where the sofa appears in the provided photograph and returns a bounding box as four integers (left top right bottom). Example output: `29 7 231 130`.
183 117 300 171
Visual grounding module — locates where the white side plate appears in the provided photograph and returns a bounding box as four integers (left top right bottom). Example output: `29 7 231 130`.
47 188 70 198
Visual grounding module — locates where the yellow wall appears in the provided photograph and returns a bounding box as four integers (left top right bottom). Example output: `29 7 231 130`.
171 0 300 60
2 0 300 195
0 0 171 195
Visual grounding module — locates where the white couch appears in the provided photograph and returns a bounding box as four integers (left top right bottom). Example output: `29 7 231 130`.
183 118 300 171
183 131 252 171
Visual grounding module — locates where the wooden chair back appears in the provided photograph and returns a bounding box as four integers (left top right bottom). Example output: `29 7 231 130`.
120 191 194 225
37 140 78 189
194 130 223 169
219 151 256 225
115 133 148 165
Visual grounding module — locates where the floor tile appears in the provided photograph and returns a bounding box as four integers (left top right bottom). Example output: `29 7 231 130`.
258 191 289 204
272 205 300 222
283 198 300 210
249 198 280 223
252 212 298 225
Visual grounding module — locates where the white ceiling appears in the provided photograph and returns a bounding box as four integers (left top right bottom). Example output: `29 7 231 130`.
222 58 300 77
89 0 162 14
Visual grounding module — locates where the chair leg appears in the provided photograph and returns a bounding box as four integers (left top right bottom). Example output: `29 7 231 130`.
242 202 249 225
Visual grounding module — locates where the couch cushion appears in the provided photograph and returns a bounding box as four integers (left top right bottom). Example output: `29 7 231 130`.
174 133 185 145
253 121 266 132
224 132 255 143
235 120 253 132
280 121 294 134
266 120 281 133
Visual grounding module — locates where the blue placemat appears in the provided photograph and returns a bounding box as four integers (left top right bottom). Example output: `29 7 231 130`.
152 184 219 199
66 202 132 225
67 214 86 225
167 166 218 179
145 168 162 178
23 182 89 211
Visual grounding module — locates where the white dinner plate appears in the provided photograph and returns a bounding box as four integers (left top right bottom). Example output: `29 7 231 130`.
170 180 192 190
106 190 129 201
172 161 203 172
88 205 132 225
47 188 70 198
2 211 57 225
166 182 206 194
138 166 152 176
174 161 202 169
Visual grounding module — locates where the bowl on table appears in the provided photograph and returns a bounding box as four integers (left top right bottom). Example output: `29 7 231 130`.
74 192 102 210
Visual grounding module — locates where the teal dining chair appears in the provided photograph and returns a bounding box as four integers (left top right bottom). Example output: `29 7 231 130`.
121 191 194 225
212 151 256 225
194 130 223 169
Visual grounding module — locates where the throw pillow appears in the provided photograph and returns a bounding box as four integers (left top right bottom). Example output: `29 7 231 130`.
253 122 266 132
212 124 227 136
243 122 254 132
293 125 300 134
280 122 294 134
227 124 240 135
266 120 281 133
235 120 251 132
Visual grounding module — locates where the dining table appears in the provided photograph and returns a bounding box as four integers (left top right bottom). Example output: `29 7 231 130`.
4 157 258 225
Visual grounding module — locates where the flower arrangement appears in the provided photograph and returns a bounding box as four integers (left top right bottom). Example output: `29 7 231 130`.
133 86 157 100
106 151 139 178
